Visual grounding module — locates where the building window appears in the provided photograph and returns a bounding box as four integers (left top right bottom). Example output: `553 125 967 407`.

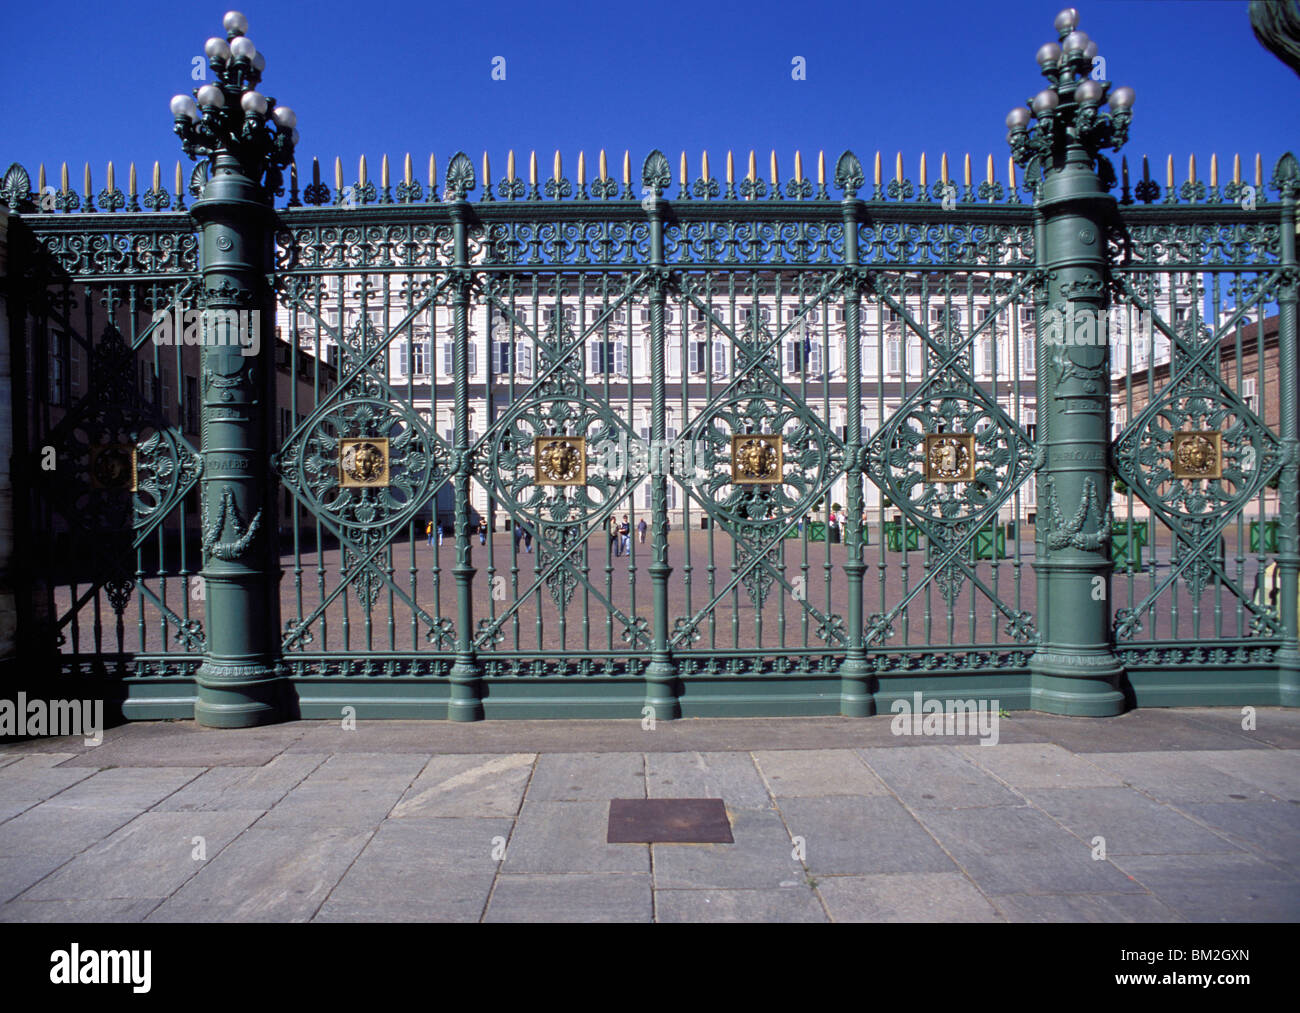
48 331 67 406
440 341 475 376
712 340 727 376
785 338 807 374
689 341 706 375
886 337 902 376
591 341 626 376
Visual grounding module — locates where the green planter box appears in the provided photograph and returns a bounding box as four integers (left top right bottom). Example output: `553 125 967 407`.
1110 522 1148 571
783 523 800 539
883 521 920 552
973 522 1010 560
807 521 826 542
1250 520 1279 554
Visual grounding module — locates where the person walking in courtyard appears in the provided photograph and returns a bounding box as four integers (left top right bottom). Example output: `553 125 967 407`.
637 518 647 544
620 515 631 555
477 519 487 546
426 519 435 547
610 515 621 557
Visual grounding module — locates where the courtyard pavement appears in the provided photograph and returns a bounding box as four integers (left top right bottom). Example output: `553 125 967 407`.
0 707 1297 923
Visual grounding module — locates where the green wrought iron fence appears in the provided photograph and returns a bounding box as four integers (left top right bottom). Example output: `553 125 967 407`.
1 143 1296 719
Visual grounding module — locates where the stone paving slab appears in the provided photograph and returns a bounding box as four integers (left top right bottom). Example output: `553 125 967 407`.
391 754 535 818
645 752 771 809
779 797 957 876
524 752 645 802
650 807 804 890
912 805 1148 896
1019 787 1245 856
1175 707 1300 750
1179 801 1300 869
857 745 1024 810
1111 853 1300 922
0 754 97 804
503 800 648 874
36 767 204 811
1007 709 1270 754
315 817 513 922
816 872 1002 922
955 743 1124 790
20 810 264 901
0 898 161 923
654 887 827 922
255 755 426 829
753 749 889 797
990 892 1184 922
1189 749 1300 802
485 873 652 922
54 722 311 768
151 755 328 813
145 826 374 922
1084 751 1280 804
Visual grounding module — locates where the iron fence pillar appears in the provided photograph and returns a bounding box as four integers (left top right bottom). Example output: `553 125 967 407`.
191 154 288 727
1273 158 1300 707
1028 143 1127 716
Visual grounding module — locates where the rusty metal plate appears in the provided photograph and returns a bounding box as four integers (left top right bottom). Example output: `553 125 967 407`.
607 798 734 844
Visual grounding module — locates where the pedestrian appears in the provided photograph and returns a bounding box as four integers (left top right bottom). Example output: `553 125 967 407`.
477 519 487 546
437 523 444 547
637 518 647 543
523 523 533 553
620 515 631 555
426 519 434 547
610 515 621 557
514 520 533 554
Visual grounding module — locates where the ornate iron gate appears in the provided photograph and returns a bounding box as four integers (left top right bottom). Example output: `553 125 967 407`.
1 11 1296 723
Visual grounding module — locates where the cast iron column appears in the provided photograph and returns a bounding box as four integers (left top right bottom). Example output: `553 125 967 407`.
1028 141 1125 714
839 197 874 716
1274 154 1299 706
448 191 483 720
192 153 286 726
643 179 680 719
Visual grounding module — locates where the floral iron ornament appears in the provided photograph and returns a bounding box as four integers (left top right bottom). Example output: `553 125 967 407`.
170 11 297 196
1005 8 1134 191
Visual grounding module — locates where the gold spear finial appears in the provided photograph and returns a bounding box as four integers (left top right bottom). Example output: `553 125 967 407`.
770 150 778 185
794 150 803 183
428 153 437 191
529 150 537 186
508 149 517 181
680 151 687 186
359 154 367 188
175 161 183 195
106 160 115 193
61 161 69 195
553 149 562 182
986 153 994 186
623 150 630 186
404 152 413 186
1210 153 1217 189
38 163 46 196
577 151 585 186
963 153 972 189
1233 153 1241 185
1255 152 1262 187
920 152 928 189
382 153 390 189
702 149 710 181
874 151 882 188
335 156 343 191
1166 154 1174 189
747 149 756 182
597 149 606 181
482 151 490 189
895 151 903 184
1188 153 1196 186
84 163 91 196
153 160 161 192
726 150 734 185
818 150 825 186
128 162 137 196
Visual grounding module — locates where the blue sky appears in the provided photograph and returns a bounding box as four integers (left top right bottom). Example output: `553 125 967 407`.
1 1 1295 196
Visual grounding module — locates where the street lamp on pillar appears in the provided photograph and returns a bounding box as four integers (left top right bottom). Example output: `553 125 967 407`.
171 10 297 197
1005 7 1134 192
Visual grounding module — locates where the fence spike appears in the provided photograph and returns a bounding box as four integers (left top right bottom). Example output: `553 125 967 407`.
964 152 972 188
769 150 777 185
795 150 803 182
1165 154 1174 189
38 163 46 196
942 152 950 185
1255 152 1262 187
726 150 734 185
382 153 390 189
1210 153 1217 188
817 150 825 186
129 162 137 196
61 161 69 195
404 152 413 186
482 151 490 189
702 149 710 181
553 149 562 182
919 152 927 188
597 149 605 182
153 160 161 192
508 149 517 181
359 154 367 188
1007 155 1016 192
1188 153 1196 185
84 162 91 198
1233 152 1241 185
529 150 537 186
895 151 903 184
334 156 343 192
874 151 882 188
176 161 183 195
428 153 436 193
577 150 585 186
747 149 756 183
679 151 687 186
986 153 994 185
106 160 115 193
622 150 630 186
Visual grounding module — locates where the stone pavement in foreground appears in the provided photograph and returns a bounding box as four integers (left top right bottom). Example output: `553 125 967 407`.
0 709 1297 922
